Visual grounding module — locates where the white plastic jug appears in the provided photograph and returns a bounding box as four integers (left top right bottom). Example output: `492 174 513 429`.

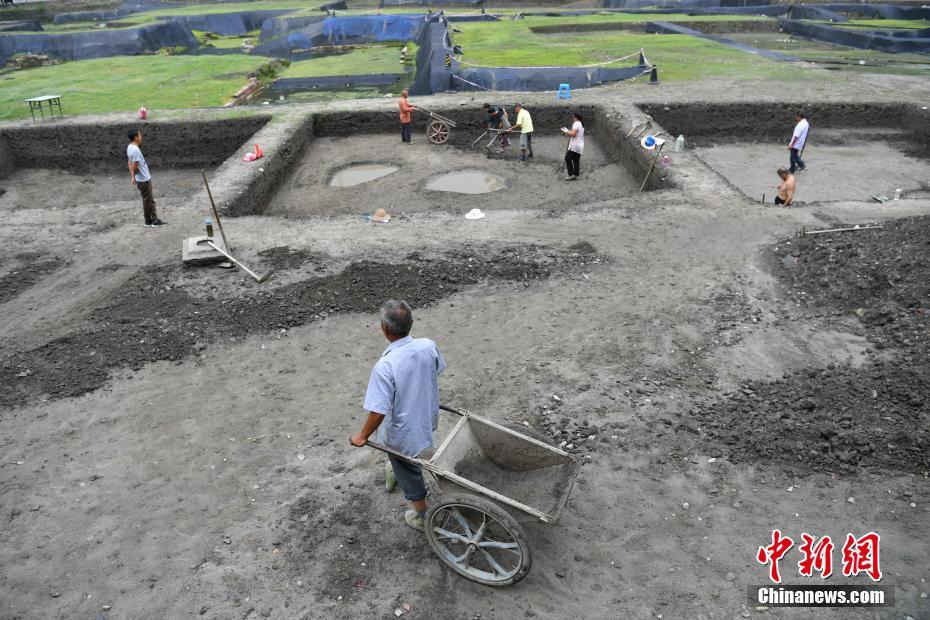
674 135 685 152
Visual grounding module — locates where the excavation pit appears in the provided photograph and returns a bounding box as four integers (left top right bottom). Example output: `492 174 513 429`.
639 102 930 205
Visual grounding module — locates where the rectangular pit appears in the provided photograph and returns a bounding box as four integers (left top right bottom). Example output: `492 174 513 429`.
638 102 930 203
253 104 664 218
0 116 271 211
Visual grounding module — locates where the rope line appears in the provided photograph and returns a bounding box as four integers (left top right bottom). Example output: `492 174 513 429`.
451 74 492 90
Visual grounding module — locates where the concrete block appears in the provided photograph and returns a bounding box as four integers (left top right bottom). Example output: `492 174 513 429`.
182 235 227 265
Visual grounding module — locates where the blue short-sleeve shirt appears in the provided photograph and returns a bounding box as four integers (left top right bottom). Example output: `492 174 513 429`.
363 336 446 456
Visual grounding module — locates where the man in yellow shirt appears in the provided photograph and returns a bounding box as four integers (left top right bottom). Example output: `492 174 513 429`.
510 103 534 161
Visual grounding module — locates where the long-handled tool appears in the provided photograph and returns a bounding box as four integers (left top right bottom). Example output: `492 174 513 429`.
471 130 490 147
555 131 572 175
639 141 665 192
196 239 273 283
201 171 232 253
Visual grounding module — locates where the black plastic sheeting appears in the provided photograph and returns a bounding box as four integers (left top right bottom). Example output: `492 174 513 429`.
779 19 930 54
603 0 769 8
409 14 452 95
646 19 795 60
51 0 172 24
446 14 498 22
0 20 43 32
271 73 403 89
379 0 482 6
252 13 428 56
818 3 930 20
0 21 198 64
162 10 294 37
408 12 650 95
453 64 650 92
319 0 348 10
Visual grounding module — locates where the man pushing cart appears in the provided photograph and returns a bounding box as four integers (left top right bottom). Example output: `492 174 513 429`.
350 300 580 587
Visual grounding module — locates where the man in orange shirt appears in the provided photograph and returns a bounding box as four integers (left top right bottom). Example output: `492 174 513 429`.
398 89 416 144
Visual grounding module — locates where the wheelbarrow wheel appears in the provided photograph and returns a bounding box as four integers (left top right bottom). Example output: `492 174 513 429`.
427 120 450 145
425 493 531 587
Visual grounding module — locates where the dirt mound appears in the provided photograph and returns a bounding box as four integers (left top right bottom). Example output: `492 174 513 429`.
690 362 928 474
0 245 602 408
256 245 325 270
687 216 930 475
0 254 64 305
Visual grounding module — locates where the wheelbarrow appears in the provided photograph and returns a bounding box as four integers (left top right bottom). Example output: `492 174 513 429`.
367 404 580 587
416 107 457 145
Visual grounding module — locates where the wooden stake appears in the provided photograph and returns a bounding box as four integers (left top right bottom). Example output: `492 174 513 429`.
202 171 232 253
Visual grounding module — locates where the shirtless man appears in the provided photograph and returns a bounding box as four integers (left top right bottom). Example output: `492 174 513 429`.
775 168 795 207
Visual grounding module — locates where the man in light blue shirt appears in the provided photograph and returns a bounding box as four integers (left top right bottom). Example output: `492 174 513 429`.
126 129 166 228
350 300 445 531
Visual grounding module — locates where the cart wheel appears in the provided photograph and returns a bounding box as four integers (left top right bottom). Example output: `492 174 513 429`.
425 493 531 587
427 120 450 145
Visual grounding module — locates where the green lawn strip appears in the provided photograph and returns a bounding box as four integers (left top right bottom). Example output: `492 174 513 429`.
280 43 417 77
0 54 266 121
835 19 930 30
454 22 806 81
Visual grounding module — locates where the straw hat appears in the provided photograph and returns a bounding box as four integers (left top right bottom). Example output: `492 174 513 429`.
371 208 391 223
640 135 665 150
465 208 486 220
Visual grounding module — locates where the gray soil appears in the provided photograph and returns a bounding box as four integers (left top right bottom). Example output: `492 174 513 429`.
264 133 634 217
1 75 930 620
0 167 211 211
695 141 930 204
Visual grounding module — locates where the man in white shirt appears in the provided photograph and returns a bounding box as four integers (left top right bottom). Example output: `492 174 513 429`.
126 129 166 228
788 112 809 174
561 111 584 180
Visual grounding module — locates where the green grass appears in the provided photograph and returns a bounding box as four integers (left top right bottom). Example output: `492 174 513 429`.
281 43 416 77
453 18 806 81
838 19 930 30
0 55 266 121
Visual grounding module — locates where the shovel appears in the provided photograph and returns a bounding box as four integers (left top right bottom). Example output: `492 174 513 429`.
196 239 274 283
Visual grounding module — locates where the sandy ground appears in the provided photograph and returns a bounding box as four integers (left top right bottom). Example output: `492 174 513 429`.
695 141 930 204
1 77 930 620
265 134 634 217
0 168 210 212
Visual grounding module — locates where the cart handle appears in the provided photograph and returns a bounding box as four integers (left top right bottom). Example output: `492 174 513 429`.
364 404 466 461
439 403 468 416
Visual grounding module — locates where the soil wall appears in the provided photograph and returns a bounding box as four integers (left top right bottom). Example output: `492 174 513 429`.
595 105 674 191
0 117 270 173
638 102 929 155
223 114 314 217
311 103 598 149
0 134 14 179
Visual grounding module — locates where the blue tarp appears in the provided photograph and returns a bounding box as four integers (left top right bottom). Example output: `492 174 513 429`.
0 21 198 64
162 10 294 37
259 15 326 42
252 13 428 55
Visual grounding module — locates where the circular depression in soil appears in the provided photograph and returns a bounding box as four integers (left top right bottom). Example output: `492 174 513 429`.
425 170 506 194
329 164 399 187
